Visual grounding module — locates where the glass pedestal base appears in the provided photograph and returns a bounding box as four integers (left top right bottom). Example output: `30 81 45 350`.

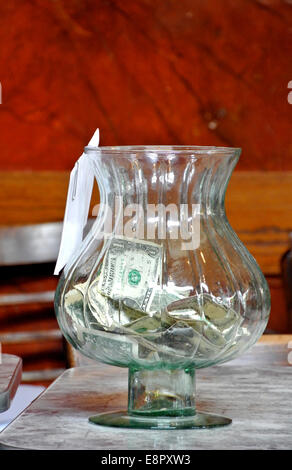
88 367 231 429
89 410 232 429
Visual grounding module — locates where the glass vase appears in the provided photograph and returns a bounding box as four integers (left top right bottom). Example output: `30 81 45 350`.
55 146 270 429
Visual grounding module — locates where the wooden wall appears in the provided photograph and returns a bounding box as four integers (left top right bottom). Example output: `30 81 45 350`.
0 0 291 170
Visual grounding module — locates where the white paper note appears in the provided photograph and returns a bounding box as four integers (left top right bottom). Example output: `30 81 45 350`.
54 129 100 275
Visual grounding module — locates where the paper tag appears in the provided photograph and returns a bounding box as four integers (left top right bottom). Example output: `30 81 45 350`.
54 129 100 275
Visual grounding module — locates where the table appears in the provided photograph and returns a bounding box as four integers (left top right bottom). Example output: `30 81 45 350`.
0 336 291 450
0 354 22 413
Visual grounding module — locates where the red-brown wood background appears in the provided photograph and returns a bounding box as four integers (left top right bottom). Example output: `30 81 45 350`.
0 0 291 170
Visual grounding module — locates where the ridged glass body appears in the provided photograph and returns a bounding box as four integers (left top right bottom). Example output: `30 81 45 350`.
55 146 270 428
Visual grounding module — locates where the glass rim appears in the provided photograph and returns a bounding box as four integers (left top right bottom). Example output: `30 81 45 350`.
84 145 241 157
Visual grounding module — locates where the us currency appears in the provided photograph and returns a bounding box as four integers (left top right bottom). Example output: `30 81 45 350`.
65 288 241 364
165 295 241 334
66 280 145 330
122 293 242 360
64 282 162 363
88 278 145 327
97 236 163 312
64 236 242 362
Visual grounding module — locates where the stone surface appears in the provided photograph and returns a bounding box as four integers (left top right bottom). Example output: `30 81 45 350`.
0 354 22 412
0 341 291 449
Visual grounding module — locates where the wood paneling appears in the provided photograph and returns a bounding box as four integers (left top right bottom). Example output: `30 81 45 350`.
226 172 292 275
0 172 69 225
0 263 66 384
266 275 288 333
1 171 291 275
0 1 291 170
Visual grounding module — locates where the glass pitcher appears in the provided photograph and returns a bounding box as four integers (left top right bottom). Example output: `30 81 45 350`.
54 146 270 429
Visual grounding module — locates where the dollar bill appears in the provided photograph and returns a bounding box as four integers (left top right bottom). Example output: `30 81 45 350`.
65 280 145 330
64 236 243 364
97 236 163 312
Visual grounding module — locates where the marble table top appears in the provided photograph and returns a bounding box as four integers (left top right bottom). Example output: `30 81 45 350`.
0 339 291 450
0 354 22 413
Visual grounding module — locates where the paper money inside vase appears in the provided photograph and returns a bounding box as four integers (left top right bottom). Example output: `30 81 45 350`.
55 144 270 429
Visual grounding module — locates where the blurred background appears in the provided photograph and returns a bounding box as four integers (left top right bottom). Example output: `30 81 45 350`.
0 0 292 387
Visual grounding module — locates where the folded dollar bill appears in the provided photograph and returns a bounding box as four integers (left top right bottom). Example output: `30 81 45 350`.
64 236 243 364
